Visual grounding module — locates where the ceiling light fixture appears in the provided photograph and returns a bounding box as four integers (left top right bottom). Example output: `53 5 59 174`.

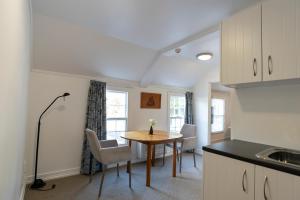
196 53 213 61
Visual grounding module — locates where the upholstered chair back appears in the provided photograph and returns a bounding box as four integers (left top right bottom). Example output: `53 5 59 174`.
86 129 102 162
180 124 196 138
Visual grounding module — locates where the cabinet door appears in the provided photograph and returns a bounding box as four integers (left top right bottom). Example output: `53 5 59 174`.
221 4 262 85
255 166 300 200
262 0 300 81
203 152 255 200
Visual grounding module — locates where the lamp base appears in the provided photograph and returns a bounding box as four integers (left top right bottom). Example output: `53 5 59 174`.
31 179 46 189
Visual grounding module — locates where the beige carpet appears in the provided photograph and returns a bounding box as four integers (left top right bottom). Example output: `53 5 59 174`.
25 153 203 200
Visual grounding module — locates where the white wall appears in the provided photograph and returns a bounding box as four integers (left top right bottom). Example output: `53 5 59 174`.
193 66 219 153
0 0 31 199
25 70 188 181
231 84 300 150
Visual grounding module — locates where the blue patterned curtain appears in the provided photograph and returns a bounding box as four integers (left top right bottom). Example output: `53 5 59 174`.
185 92 194 124
81 80 107 175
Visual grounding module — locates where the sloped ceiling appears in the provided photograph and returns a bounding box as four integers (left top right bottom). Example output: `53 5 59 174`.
33 14 156 81
32 0 259 87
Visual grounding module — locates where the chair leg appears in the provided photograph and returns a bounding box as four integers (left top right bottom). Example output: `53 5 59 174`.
89 154 93 183
117 163 119 177
127 160 131 174
176 148 179 162
193 149 196 167
163 144 166 166
179 150 183 173
89 171 93 184
127 161 132 188
98 166 106 199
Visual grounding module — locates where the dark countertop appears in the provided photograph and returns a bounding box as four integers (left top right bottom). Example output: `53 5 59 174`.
203 140 300 176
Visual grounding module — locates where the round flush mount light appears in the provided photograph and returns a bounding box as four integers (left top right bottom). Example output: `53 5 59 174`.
196 53 213 61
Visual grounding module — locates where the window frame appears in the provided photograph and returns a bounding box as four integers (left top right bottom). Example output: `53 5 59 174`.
168 93 186 133
211 97 226 134
106 89 128 144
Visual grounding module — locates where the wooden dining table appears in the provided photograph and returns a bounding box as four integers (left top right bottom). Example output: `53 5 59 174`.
121 130 182 187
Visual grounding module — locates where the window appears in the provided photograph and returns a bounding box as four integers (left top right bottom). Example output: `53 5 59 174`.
169 95 186 133
211 98 225 133
106 90 128 144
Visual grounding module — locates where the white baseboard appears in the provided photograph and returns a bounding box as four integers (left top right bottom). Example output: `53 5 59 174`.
25 151 191 185
26 167 80 184
25 150 200 184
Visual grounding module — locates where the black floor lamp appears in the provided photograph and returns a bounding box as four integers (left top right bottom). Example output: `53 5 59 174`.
31 92 70 189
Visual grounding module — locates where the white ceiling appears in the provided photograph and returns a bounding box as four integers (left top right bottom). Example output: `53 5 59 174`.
33 0 259 50
164 31 220 62
211 82 232 92
33 14 156 81
32 0 260 87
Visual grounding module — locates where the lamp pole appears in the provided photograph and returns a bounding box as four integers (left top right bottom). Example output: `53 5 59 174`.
31 93 70 189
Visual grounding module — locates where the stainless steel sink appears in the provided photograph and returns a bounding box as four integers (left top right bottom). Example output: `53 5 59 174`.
256 148 300 169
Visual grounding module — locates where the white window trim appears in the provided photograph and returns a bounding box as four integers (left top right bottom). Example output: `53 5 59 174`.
167 92 186 133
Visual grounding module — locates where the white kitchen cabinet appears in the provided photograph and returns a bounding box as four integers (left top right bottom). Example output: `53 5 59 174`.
255 165 300 200
221 0 300 86
221 4 262 85
203 152 255 200
262 0 300 81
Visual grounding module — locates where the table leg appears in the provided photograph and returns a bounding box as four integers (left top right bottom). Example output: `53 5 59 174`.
146 143 152 187
172 141 177 177
151 144 156 166
127 140 132 173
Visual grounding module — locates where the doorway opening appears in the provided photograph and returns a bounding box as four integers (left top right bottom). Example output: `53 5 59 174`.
209 82 232 144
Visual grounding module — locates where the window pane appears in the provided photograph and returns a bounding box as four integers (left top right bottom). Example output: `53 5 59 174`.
107 131 126 145
107 105 126 118
106 90 128 144
211 98 225 133
107 119 126 144
212 99 225 115
169 95 185 133
211 116 224 132
106 91 127 118
116 120 126 132
107 120 116 132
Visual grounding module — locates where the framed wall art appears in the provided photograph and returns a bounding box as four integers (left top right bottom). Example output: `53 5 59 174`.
140 92 161 109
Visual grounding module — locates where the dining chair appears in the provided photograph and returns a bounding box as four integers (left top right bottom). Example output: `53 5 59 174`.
85 129 132 199
162 124 197 173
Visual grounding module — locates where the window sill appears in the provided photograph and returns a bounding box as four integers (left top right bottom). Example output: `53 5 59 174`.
211 131 224 135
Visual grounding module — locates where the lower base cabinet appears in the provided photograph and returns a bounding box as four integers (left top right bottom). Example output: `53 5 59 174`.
255 166 300 200
203 152 255 200
203 152 300 200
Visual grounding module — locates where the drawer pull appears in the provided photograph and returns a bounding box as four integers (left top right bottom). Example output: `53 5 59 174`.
242 169 247 192
264 176 268 200
253 58 257 77
268 56 273 75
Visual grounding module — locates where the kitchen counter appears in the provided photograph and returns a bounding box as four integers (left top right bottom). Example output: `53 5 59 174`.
203 139 300 176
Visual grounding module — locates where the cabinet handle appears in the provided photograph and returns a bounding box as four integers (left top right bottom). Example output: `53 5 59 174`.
242 169 247 192
263 176 268 200
253 58 257 77
268 56 273 75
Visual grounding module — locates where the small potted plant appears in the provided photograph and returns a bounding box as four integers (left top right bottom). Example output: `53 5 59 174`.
148 119 156 135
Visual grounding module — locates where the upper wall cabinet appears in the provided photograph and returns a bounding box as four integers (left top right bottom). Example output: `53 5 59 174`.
262 0 300 81
221 0 300 86
221 4 262 85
